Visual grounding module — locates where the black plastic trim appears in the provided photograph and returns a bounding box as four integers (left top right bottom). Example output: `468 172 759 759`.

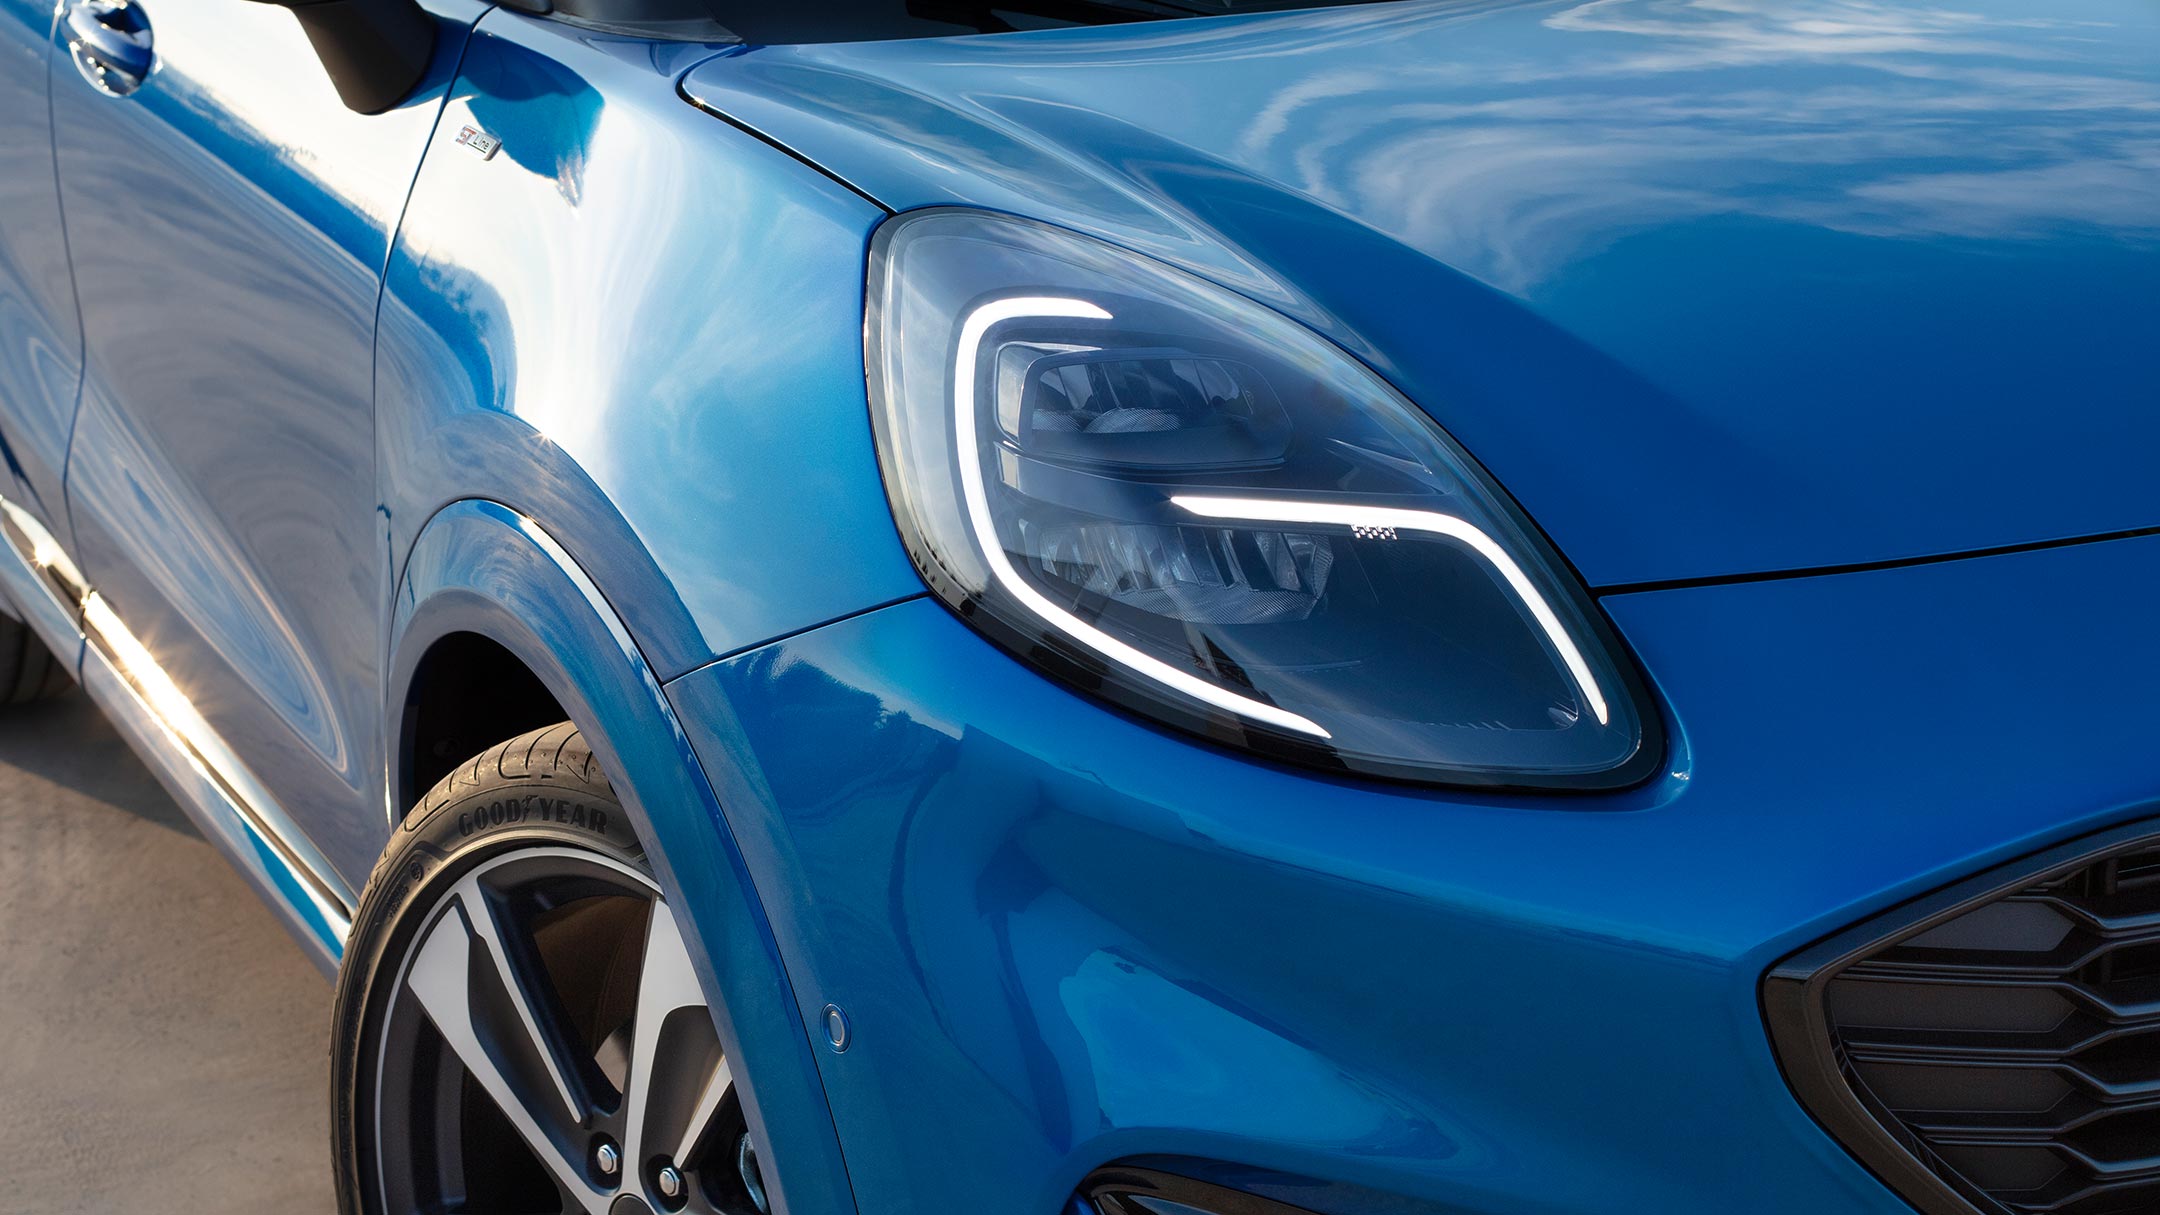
1763 817 2160 1215
1080 1165 1322 1215
282 0 435 115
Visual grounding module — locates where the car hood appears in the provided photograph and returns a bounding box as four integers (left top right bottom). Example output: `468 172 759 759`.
682 0 2160 588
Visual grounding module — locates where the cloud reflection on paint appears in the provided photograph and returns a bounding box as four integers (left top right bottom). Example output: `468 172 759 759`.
1207 0 2159 291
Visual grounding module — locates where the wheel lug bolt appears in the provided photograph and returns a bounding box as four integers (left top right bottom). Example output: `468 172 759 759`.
593 1140 621 1178
656 1163 685 1200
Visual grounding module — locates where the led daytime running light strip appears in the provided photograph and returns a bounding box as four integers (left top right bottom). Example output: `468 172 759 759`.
954 297 1332 740
1171 496 1612 726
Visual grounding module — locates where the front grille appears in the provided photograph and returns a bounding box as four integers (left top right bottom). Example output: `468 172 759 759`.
1077 1166 1319 1215
1767 822 2160 1215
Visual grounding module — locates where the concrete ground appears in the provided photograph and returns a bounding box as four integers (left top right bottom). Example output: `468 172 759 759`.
0 687 337 1213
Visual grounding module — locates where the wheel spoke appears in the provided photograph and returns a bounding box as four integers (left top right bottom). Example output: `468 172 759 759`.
620 898 723 1175
454 873 587 1123
675 1054 736 1165
406 896 609 1213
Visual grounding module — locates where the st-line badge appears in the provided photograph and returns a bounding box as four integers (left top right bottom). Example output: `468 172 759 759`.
452 124 500 160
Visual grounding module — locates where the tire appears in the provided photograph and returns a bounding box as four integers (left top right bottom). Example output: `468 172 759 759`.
331 722 769 1215
0 613 71 705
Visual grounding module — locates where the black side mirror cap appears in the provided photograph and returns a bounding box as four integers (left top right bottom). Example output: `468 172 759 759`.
259 0 434 114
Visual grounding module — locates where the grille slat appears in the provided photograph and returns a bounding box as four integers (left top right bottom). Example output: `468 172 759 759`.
1824 973 2160 1022
1906 1090 2160 1142
1769 828 2160 1215
2014 895 2160 936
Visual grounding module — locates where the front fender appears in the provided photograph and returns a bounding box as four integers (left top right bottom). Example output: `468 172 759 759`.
374 13 921 684
385 498 857 1215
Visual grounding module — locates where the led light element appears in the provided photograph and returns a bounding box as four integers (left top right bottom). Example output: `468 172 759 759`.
955 298 1330 739
1169 496 1609 726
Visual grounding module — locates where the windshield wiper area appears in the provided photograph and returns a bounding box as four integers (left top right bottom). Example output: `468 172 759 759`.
910 0 1208 31
701 0 1396 42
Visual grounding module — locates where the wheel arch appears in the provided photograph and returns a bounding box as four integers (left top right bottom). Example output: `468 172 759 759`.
383 496 858 1215
396 630 568 813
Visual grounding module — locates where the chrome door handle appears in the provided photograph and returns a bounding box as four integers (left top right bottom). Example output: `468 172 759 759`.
65 0 154 97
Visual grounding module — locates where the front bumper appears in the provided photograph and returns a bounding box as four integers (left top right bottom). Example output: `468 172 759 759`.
662 531 2160 1215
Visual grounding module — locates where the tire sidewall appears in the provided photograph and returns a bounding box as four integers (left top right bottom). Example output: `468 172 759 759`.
329 744 644 1215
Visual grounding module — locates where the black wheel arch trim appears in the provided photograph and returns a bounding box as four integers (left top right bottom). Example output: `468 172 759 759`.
1079 1163 1325 1215
383 497 863 1215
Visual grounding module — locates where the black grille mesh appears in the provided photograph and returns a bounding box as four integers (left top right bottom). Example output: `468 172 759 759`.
1078 1166 1319 1215
1776 832 2160 1215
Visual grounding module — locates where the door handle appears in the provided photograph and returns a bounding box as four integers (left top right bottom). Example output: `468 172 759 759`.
64 0 154 97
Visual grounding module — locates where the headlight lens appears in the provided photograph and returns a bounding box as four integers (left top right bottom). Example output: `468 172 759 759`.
866 209 1660 789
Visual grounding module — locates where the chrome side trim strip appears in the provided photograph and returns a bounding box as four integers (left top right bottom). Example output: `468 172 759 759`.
0 497 89 601
0 498 90 652
81 591 356 930
0 497 354 955
77 649 353 967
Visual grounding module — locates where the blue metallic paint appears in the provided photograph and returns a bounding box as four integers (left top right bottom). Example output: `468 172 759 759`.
0 0 82 548
0 1 2151 1213
375 10 921 690
664 531 2160 1215
48 0 488 895
682 0 2160 587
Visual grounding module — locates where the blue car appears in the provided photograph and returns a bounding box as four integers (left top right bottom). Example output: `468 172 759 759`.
2 0 2157 1210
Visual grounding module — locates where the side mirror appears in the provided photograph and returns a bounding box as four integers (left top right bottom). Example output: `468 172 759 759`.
254 0 434 114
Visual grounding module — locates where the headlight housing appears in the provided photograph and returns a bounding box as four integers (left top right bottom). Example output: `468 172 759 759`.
866 209 1660 789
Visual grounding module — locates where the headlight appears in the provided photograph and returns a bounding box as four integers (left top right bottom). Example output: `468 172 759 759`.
866 209 1660 789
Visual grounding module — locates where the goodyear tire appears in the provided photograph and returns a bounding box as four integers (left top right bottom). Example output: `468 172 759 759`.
330 722 767 1215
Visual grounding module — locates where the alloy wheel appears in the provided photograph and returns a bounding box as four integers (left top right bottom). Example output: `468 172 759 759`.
369 846 769 1215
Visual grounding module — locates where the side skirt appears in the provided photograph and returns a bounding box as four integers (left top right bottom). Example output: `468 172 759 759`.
0 498 353 976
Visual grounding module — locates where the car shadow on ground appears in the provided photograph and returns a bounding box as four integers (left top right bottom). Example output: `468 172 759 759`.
0 687 200 836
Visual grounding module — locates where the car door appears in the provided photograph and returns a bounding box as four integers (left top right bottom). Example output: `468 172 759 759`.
0 0 84 548
47 0 482 894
